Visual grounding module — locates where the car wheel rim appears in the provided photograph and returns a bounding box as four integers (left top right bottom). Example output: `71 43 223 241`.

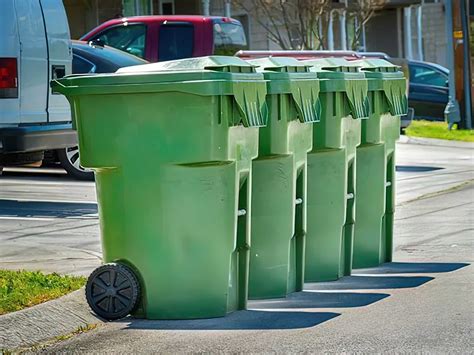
65 146 91 173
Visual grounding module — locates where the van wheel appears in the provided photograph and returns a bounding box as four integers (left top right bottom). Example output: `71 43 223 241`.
58 146 94 181
86 263 141 320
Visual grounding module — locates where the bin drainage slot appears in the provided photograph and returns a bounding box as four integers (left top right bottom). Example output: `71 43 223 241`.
237 209 247 217
295 198 303 205
346 193 354 200
385 181 392 188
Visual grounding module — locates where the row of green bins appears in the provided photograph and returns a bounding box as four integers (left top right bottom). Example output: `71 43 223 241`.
352 59 407 268
303 58 370 282
52 56 268 320
246 57 320 299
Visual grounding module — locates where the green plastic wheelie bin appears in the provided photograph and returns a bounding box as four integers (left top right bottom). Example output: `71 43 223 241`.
303 58 370 282
52 56 268 320
245 57 320 299
352 59 408 268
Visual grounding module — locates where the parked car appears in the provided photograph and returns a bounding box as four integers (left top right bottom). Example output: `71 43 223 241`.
45 40 148 180
408 60 449 121
80 15 247 62
0 0 75 174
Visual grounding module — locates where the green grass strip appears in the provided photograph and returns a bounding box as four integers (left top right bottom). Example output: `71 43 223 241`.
0 270 86 315
406 120 474 142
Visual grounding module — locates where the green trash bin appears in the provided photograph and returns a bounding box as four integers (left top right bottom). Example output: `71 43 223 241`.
245 57 320 299
352 59 407 268
52 56 268 320
303 58 369 282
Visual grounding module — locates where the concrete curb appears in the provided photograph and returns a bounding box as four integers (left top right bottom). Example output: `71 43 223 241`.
398 135 474 149
0 287 102 351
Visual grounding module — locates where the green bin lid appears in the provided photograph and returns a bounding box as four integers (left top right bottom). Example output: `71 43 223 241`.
355 59 408 116
302 58 361 75
356 58 401 73
302 58 369 119
52 56 268 128
247 57 320 123
117 55 258 74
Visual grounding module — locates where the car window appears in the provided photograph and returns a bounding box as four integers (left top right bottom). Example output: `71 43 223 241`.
409 65 447 87
213 21 248 56
95 24 146 58
72 54 95 73
158 23 194 61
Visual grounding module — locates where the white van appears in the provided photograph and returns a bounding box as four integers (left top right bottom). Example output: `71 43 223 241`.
0 0 76 172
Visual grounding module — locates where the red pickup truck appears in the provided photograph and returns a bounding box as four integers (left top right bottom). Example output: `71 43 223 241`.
81 15 247 62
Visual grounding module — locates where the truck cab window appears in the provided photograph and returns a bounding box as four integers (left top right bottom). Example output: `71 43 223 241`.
213 21 247 56
95 24 146 59
158 23 194 61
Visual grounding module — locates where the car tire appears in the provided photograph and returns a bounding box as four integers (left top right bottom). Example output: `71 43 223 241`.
57 146 94 181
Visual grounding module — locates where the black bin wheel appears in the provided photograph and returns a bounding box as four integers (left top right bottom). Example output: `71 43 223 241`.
85 263 140 320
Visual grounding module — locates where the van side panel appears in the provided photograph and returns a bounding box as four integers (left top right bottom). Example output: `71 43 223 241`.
39 0 72 123
14 0 49 124
0 0 21 126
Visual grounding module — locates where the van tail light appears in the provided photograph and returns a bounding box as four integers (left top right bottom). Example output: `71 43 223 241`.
0 58 18 98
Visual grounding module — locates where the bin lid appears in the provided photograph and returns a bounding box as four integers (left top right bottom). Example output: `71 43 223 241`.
302 58 369 119
247 57 320 123
302 58 362 76
247 57 313 73
52 56 268 128
117 55 258 74
355 59 408 116
355 58 401 73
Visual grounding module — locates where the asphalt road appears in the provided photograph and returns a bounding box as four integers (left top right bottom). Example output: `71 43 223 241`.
0 141 473 352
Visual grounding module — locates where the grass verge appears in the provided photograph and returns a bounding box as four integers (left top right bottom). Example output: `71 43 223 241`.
0 270 86 315
405 120 474 142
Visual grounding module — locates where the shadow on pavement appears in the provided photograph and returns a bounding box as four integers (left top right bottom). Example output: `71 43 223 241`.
123 310 340 330
249 291 389 309
0 199 97 218
305 275 434 291
354 262 470 274
396 165 444 173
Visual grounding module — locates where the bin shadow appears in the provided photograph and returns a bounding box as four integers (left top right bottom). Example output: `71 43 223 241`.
0 199 97 219
249 291 389 309
123 310 340 330
396 165 444 173
354 262 469 275
305 275 433 291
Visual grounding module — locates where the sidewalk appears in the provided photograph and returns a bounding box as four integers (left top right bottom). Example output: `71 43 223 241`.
42 183 474 353
1 141 473 352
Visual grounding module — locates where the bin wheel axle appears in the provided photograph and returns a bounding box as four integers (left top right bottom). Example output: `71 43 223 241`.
85 263 140 320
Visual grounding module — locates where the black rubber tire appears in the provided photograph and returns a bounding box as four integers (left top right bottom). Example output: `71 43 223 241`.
57 147 94 181
85 263 140 320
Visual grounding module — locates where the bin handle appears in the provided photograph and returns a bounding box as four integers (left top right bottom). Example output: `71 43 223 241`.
289 80 321 123
344 80 370 119
383 79 408 116
231 81 268 127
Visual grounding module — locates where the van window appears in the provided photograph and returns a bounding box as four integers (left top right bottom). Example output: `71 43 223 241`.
213 21 247 56
95 24 146 58
158 23 194 61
